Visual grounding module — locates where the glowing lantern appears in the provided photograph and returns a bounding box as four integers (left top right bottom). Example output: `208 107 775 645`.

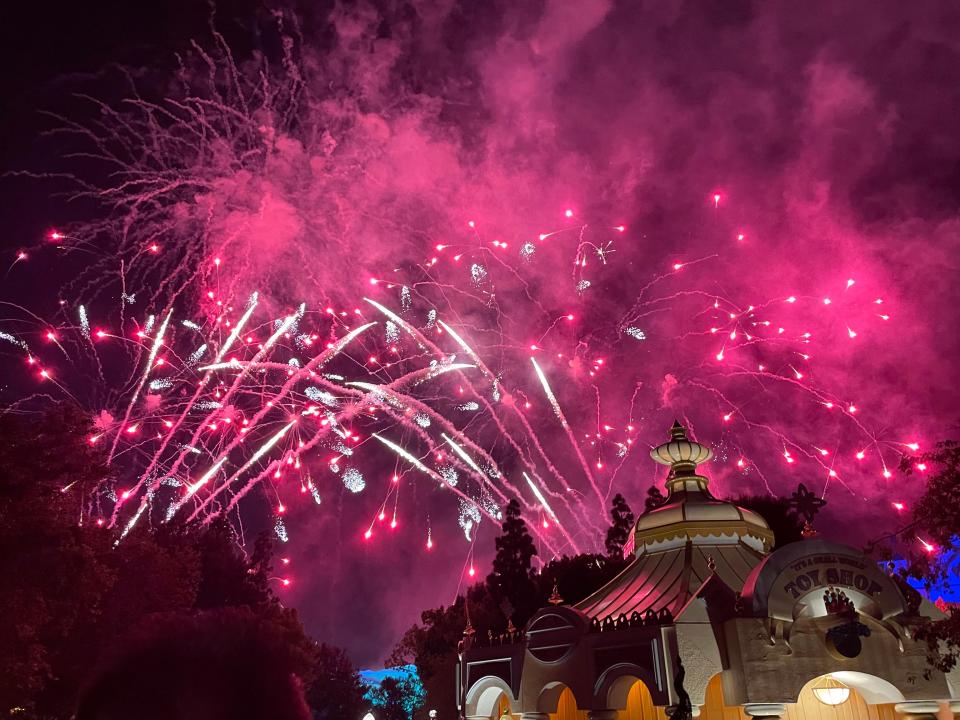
812 676 850 706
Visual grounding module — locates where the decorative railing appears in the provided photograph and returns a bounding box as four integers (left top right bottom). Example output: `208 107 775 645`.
588 608 672 632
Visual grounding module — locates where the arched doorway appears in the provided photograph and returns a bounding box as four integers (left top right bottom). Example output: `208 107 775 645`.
622 680 667 720
785 674 901 720
540 684 585 720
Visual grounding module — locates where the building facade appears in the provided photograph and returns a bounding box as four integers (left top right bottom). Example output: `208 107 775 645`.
458 423 960 720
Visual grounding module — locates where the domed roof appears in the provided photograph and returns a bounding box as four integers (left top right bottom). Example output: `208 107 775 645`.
574 423 773 624
632 422 773 553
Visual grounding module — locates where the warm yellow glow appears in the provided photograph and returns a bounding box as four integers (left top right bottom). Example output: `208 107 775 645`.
812 677 850 706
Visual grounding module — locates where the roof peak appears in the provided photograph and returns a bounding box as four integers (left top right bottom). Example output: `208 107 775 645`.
650 421 713 477
632 423 774 555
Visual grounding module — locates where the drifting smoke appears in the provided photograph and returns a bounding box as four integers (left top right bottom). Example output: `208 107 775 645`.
5 0 960 663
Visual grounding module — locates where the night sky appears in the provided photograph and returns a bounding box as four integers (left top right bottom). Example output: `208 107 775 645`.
3 0 960 667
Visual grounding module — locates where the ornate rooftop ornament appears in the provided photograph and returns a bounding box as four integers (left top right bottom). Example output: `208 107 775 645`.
789 483 827 523
548 581 565 605
650 420 713 476
630 421 774 554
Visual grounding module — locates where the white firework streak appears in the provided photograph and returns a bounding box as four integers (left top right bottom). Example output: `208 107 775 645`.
400 313 594 544
187 419 297 523
364 297 427 349
187 343 207 365
185 321 377 516
413 362 475 385
123 319 376 528
134 457 230 531
117 493 151 545
186 458 228 495
78 305 90 341
371 433 505 526
441 432 488 478
0 331 28 350
211 291 258 365
530 357 605 511
107 308 173 464
437 320 492 380
524 471 559 523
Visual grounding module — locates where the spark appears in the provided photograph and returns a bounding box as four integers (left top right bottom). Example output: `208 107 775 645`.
342 468 366 493
78 305 90 340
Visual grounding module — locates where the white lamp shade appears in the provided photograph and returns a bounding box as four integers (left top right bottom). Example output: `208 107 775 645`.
813 687 850 706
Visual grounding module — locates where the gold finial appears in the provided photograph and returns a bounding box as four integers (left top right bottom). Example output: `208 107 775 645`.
650 421 712 475
548 581 564 605
706 555 716 572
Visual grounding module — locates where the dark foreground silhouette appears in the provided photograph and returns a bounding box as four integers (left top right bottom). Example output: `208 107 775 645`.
76 608 311 720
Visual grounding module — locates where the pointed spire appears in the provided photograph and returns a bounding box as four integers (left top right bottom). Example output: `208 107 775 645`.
548 581 564 605
670 420 687 440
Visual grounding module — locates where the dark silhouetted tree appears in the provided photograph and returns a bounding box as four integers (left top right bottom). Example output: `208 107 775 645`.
644 485 666 512
75 607 312 720
604 493 635 557
306 643 366 720
0 407 322 719
732 494 806 548
486 499 538 627
887 441 960 673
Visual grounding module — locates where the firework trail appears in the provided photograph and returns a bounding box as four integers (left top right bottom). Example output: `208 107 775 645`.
0 8 950 570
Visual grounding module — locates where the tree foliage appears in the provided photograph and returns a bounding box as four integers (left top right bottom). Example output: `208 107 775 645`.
731 493 806 549
75 607 314 720
0 406 359 718
890 441 960 673
604 493 635 557
485 499 539 627
367 675 426 720
306 644 367 720
644 485 666 512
